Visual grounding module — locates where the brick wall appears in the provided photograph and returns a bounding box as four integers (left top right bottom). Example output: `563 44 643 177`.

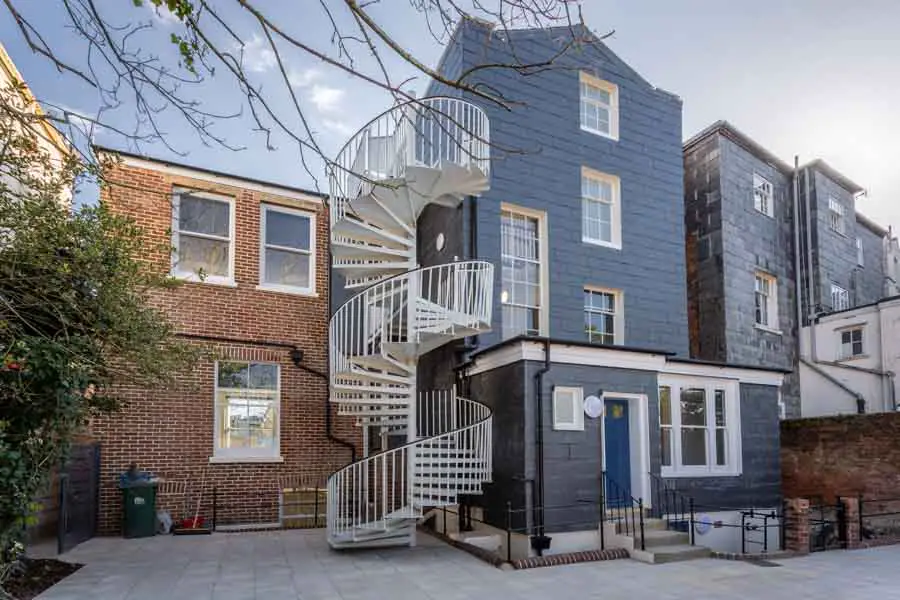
92 158 358 534
781 412 900 499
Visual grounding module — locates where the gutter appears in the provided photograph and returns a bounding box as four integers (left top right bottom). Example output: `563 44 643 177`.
801 358 865 414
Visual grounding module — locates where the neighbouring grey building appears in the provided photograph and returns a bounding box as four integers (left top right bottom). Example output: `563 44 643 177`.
414 22 788 557
683 121 893 419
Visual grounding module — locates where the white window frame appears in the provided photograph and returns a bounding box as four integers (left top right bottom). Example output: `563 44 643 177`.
831 283 850 311
658 376 742 478
838 326 865 360
258 204 317 296
212 360 282 461
579 72 619 140
856 237 864 267
752 173 774 217
581 167 622 249
584 286 624 345
828 197 846 235
754 271 780 333
171 188 236 285
552 386 584 431
500 203 549 339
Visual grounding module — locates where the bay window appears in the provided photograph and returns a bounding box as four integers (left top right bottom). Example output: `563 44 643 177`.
658 378 740 476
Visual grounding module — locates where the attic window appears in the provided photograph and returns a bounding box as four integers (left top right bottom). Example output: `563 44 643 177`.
580 72 619 141
753 173 774 217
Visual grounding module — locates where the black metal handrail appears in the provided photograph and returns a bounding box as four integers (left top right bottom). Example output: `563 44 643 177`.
740 509 780 554
601 471 645 551
648 472 695 544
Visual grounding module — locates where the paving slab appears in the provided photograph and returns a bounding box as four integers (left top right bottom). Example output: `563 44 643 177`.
33 529 900 600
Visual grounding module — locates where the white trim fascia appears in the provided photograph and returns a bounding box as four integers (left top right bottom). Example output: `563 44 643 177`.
660 362 784 387
465 339 785 386
111 154 323 204
466 341 531 377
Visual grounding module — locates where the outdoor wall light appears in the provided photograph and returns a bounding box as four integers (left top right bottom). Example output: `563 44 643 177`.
289 348 304 366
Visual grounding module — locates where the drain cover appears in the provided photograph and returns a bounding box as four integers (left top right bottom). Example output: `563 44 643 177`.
745 558 781 567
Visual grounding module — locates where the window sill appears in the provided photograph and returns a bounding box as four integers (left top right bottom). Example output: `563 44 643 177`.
208 455 284 464
838 354 869 362
753 208 775 219
255 284 318 298
661 469 742 479
580 125 619 141
171 274 237 288
583 237 622 250
754 324 782 336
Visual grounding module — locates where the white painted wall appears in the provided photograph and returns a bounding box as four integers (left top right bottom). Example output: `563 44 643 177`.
886 237 900 296
0 43 71 205
799 297 900 416
691 509 782 554
799 363 868 417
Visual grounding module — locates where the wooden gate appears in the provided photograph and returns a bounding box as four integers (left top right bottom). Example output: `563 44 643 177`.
57 443 100 554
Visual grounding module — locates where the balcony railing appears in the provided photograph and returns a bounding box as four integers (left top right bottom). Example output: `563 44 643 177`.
328 96 490 228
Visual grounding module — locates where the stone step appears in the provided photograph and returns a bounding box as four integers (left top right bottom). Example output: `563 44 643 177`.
631 544 710 565
640 529 690 548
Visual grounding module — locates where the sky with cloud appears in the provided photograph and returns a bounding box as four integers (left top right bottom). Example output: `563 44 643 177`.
2 0 900 233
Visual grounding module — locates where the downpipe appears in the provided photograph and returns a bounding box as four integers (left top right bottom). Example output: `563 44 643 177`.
531 338 552 556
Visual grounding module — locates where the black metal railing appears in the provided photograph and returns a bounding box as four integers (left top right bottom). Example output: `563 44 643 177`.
809 497 846 552
600 471 645 551
648 472 695 544
740 509 781 554
859 495 900 543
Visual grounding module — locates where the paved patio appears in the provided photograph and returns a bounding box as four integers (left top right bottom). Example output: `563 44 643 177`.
36 530 900 600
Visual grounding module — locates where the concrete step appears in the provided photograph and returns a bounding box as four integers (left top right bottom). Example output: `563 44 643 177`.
631 544 710 565
640 529 690 548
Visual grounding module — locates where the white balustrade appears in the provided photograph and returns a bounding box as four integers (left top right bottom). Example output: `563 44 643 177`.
328 97 491 229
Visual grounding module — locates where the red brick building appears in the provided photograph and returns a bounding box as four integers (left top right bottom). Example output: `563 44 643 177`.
93 150 357 534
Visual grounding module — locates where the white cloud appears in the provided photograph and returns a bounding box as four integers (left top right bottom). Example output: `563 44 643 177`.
288 68 320 88
145 3 180 26
241 34 276 73
310 84 344 113
322 120 354 136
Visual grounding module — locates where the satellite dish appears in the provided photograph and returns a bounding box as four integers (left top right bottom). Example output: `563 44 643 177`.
584 395 603 419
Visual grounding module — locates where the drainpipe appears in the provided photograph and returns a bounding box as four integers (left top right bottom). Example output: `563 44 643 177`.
531 338 552 555
803 167 818 362
792 156 803 346
875 300 896 412
801 358 865 414
793 156 804 358
465 195 480 354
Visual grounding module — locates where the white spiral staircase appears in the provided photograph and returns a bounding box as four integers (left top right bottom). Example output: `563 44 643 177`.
326 97 494 548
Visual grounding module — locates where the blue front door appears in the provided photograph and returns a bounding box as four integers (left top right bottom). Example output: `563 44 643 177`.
603 398 631 505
